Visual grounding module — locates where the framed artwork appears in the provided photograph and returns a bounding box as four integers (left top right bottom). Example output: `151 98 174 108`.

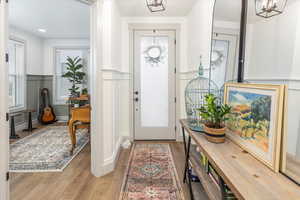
224 83 286 172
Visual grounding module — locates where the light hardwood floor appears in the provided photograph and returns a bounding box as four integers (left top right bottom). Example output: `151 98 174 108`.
10 142 193 200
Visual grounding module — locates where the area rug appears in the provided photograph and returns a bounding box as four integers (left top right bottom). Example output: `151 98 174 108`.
119 143 185 200
9 126 89 172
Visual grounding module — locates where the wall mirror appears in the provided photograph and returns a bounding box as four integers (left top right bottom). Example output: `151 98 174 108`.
245 0 300 184
210 0 242 88
212 0 300 184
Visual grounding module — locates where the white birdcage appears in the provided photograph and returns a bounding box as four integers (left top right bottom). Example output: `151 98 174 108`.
185 57 220 132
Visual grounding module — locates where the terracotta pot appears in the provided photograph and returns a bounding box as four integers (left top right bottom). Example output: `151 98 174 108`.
203 124 226 143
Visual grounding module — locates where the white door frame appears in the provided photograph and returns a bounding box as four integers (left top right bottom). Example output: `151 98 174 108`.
133 30 176 140
128 23 182 142
0 1 105 198
0 0 9 199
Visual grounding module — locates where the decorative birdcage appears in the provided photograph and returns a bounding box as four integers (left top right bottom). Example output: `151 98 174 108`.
185 77 219 131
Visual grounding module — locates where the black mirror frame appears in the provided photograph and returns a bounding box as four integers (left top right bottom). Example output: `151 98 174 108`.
237 0 248 83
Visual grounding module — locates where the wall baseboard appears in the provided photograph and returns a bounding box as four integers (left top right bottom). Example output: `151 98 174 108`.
56 116 69 122
102 136 124 175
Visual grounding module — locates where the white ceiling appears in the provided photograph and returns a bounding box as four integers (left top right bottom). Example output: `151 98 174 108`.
116 0 197 17
9 0 90 39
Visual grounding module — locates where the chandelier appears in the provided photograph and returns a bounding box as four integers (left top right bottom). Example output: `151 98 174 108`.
255 0 288 18
146 0 166 12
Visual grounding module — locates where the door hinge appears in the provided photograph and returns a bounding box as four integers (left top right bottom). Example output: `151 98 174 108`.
174 97 177 103
6 113 9 121
6 0 8 3
174 39 177 45
174 68 176 74
6 172 9 181
5 53 9 63
175 126 177 131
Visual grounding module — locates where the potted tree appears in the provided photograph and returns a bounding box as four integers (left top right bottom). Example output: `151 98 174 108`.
62 56 86 98
199 94 231 143
62 56 86 107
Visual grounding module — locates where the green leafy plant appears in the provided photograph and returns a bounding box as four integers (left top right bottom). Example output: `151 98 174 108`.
198 94 232 129
62 56 86 97
81 88 88 95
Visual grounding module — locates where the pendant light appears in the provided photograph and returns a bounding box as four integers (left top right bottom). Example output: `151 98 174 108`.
146 0 166 13
255 0 288 18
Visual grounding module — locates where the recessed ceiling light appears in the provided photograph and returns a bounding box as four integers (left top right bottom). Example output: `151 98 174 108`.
38 29 47 33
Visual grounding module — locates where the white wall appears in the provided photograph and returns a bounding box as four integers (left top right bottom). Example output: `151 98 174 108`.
244 1 300 159
187 0 215 73
99 0 125 174
9 26 44 75
43 38 90 75
9 27 91 76
178 0 215 121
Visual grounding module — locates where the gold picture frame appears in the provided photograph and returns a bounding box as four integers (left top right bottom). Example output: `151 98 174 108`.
224 83 286 172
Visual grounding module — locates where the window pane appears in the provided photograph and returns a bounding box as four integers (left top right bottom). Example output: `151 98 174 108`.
8 42 16 75
9 76 16 107
15 43 25 107
8 39 25 110
140 36 169 127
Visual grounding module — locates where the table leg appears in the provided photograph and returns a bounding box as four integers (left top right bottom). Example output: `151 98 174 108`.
23 112 37 132
188 170 195 200
182 126 187 155
10 116 20 139
69 120 77 155
183 136 191 183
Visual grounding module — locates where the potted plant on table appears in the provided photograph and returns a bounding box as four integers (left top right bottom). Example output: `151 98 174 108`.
198 94 232 143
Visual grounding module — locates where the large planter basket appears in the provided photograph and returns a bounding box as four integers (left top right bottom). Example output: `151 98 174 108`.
203 125 226 143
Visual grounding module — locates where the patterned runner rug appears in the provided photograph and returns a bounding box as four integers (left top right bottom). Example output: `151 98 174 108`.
10 126 89 172
119 143 185 200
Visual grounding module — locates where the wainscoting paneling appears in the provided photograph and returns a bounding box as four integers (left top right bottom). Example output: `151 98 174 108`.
12 75 69 129
245 77 300 160
101 69 131 174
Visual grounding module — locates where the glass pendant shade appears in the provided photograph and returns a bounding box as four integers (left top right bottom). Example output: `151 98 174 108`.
255 0 287 18
146 0 166 12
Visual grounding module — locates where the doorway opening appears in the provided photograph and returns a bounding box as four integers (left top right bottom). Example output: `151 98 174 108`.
7 0 93 198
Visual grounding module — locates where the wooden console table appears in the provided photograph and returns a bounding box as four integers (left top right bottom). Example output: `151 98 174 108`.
180 119 300 200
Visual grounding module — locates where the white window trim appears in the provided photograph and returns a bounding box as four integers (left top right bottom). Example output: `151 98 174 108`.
8 37 27 112
53 46 90 105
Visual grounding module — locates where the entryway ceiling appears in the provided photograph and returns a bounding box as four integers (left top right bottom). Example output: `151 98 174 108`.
116 0 197 17
9 0 90 38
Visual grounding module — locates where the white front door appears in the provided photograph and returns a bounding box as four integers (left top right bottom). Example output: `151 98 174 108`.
134 30 176 140
211 33 239 88
0 0 9 199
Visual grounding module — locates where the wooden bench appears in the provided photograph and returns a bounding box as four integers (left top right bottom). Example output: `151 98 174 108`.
180 119 300 200
9 109 37 139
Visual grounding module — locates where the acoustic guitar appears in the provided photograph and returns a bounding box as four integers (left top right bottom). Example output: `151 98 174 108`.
39 88 56 124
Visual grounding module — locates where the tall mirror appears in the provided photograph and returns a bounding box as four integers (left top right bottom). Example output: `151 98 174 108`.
245 0 300 184
210 0 242 88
